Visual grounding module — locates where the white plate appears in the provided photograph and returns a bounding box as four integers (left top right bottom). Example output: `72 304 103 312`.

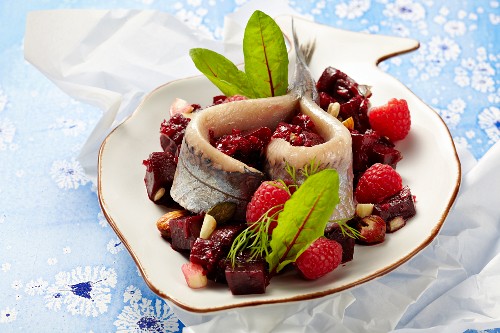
98 17 461 313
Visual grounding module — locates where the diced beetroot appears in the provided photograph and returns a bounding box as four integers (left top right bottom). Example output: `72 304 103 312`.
373 186 416 223
316 67 360 103
316 67 371 132
272 114 325 147
319 91 337 110
190 238 224 276
225 254 268 295
189 224 245 280
370 143 402 168
324 222 355 263
210 127 272 169
143 151 177 205
169 214 204 252
209 224 246 250
351 130 379 174
339 96 371 133
159 113 191 154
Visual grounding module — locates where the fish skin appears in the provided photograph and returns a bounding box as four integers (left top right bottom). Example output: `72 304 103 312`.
170 94 299 221
264 96 355 221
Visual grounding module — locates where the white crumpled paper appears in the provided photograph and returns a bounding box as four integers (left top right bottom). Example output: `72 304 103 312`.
24 1 500 331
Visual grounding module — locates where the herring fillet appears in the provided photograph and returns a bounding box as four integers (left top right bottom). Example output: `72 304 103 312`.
170 94 299 220
265 96 355 221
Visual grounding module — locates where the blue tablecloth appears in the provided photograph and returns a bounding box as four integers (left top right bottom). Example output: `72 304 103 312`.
1 0 498 332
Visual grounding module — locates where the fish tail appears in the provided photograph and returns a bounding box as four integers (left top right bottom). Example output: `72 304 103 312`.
289 19 318 103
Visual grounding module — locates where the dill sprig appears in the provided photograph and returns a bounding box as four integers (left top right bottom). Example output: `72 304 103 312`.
300 157 320 179
330 217 363 239
227 205 283 266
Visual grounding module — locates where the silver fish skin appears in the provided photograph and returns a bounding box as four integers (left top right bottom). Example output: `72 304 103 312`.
170 94 300 220
264 95 355 221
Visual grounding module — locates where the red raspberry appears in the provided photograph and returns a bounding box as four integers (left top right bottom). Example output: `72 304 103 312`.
355 163 403 204
295 237 343 280
246 181 291 234
368 98 411 141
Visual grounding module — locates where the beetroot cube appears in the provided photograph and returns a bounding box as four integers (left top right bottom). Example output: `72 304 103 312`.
143 151 177 205
370 143 402 168
373 186 416 223
324 222 355 263
169 214 204 252
225 255 268 295
351 130 379 174
209 224 245 250
190 238 224 276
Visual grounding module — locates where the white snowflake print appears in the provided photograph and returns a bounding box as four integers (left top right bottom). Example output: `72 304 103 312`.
51 117 87 137
335 0 371 20
428 36 460 62
437 98 466 129
50 158 89 190
63 247 72 254
45 266 117 317
1 262 11 272
384 0 425 22
454 48 496 93
443 20 466 37
24 278 48 296
478 106 500 144
0 307 17 323
123 285 143 304
107 238 124 254
0 118 16 151
114 295 180 333
11 280 23 290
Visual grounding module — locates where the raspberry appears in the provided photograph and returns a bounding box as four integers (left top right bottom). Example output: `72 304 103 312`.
246 181 291 234
355 163 403 204
295 237 343 280
368 98 411 141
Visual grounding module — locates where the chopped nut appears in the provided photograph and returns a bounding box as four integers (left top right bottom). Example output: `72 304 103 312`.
356 203 374 218
327 102 340 118
153 188 166 201
387 216 406 233
200 214 217 239
156 210 188 239
342 117 354 131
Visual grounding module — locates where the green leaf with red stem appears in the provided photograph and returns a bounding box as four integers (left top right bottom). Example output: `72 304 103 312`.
189 48 256 98
243 10 288 97
266 169 340 274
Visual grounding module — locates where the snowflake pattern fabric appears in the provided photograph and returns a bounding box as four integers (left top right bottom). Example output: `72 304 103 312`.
0 0 498 332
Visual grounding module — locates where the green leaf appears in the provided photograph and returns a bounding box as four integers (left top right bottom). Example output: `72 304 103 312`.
243 10 288 97
266 169 340 274
189 48 256 97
